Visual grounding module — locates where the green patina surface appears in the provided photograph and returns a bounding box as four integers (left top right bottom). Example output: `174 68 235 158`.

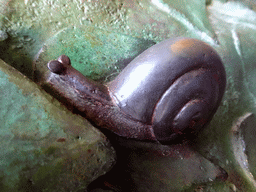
33 26 155 82
0 59 115 192
1 0 256 191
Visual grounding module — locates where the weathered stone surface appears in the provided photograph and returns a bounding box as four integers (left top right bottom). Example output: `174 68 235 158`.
0 59 116 192
230 113 256 190
88 136 228 192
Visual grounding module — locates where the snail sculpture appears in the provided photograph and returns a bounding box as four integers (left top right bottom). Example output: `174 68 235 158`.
46 37 226 144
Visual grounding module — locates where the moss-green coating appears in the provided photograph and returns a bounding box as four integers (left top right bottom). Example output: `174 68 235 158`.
0 59 116 192
0 0 226 78
33 26 155 82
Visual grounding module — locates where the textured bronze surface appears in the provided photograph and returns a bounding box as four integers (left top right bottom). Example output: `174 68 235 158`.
47 37 226 144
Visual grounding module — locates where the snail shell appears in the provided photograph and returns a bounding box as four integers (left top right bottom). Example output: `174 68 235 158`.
108 38 226 143
46 37 226 144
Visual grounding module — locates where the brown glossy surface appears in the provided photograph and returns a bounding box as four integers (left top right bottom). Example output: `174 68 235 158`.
46 38 226 144
108 38 226 143
46 57 157 142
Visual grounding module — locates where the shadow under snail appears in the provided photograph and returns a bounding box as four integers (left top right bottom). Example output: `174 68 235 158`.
46 37 226 144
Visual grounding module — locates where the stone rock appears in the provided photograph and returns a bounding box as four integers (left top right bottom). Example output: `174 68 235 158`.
0 59 116 192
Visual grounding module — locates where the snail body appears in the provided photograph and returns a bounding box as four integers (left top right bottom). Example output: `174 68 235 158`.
46 37 226 144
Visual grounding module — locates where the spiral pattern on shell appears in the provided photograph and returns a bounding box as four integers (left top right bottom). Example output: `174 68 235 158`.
108 38 226 143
